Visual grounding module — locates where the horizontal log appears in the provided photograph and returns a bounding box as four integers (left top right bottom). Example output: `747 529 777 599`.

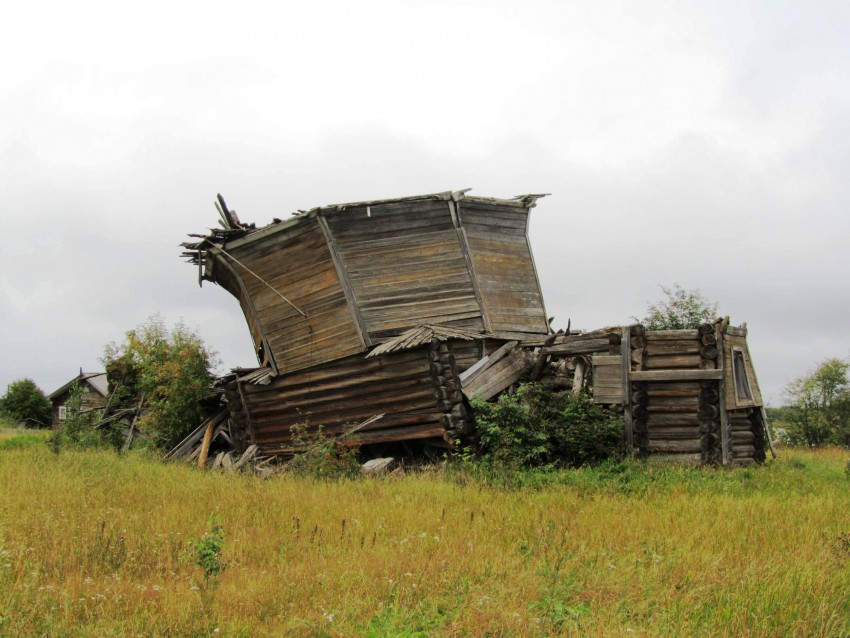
731 430 755 442
648 395 699 407
647 440 702 453
645 343 701 356
643 381 703 392
647 429 702 440
645 354 703 369
647 406 699 416
631 369 722 382
646 414 701 426
543 339 610 355
645 330 700 341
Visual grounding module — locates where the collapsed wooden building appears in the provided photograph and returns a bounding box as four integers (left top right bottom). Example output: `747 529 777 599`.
182 190 771 466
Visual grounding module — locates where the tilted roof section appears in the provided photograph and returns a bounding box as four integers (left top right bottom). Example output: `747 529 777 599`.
181 189 548 254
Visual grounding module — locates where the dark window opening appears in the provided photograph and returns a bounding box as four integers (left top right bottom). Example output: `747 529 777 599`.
733 349 752 401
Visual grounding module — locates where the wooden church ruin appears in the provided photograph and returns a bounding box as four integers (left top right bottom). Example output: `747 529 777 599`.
180 189 771 466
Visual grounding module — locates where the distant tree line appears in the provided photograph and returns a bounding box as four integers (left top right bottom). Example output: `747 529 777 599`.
771 358 850 447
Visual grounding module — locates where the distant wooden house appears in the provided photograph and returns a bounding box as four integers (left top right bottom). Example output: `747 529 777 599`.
47 371 108 428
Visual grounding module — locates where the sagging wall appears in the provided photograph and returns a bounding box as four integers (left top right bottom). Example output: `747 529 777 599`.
223 339 481 456
208 217 366 376
197 192 550 379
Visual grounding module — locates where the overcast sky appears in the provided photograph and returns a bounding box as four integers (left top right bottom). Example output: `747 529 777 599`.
2 0 848 406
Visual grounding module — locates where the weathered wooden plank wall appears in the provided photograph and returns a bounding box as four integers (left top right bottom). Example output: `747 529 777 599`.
324 200 485 341
222 218 364 375
459 200 549 334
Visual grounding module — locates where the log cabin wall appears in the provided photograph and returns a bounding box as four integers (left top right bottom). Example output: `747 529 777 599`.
457 198 550 335
211 217 366 376
636 326 722 464
598 322 766 466
226 341 473 456
321 197 486 341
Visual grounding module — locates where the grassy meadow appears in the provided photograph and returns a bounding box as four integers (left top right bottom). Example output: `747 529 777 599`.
0 436 849 637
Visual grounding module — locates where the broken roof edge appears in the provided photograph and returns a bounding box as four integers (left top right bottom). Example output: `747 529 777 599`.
188 189 550 252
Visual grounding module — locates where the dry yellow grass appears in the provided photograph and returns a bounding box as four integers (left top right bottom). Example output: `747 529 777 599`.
1 443 849 637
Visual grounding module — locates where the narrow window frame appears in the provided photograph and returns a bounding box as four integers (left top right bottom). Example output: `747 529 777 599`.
731 347 754 405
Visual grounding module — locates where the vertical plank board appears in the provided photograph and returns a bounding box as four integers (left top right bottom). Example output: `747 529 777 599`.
317 214 371 348
456 226 491 333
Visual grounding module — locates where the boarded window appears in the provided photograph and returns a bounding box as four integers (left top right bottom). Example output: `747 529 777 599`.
732 349 752 401
591 354 623 404
58 405 67 420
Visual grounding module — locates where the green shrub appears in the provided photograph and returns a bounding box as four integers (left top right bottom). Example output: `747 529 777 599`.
193 515 227 582
103 315 218 450
472 383 623 469
287 422 362 479
0 378 52 427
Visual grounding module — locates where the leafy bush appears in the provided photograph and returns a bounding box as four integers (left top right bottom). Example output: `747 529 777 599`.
103 315 218 450
473 383 623 469
193 515 227 582
287 422 362 479
634 283 718 330
0 378 52 427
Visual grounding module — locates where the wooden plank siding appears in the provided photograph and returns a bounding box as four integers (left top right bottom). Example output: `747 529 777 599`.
323 201 485 341
458 201 549 334
221 218 365 375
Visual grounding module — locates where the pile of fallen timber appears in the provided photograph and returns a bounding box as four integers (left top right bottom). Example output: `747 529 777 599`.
523 328 622 393
164 408 278 476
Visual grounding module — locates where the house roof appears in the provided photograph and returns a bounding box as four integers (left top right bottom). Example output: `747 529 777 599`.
47 371 108 401
181 189 549 257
